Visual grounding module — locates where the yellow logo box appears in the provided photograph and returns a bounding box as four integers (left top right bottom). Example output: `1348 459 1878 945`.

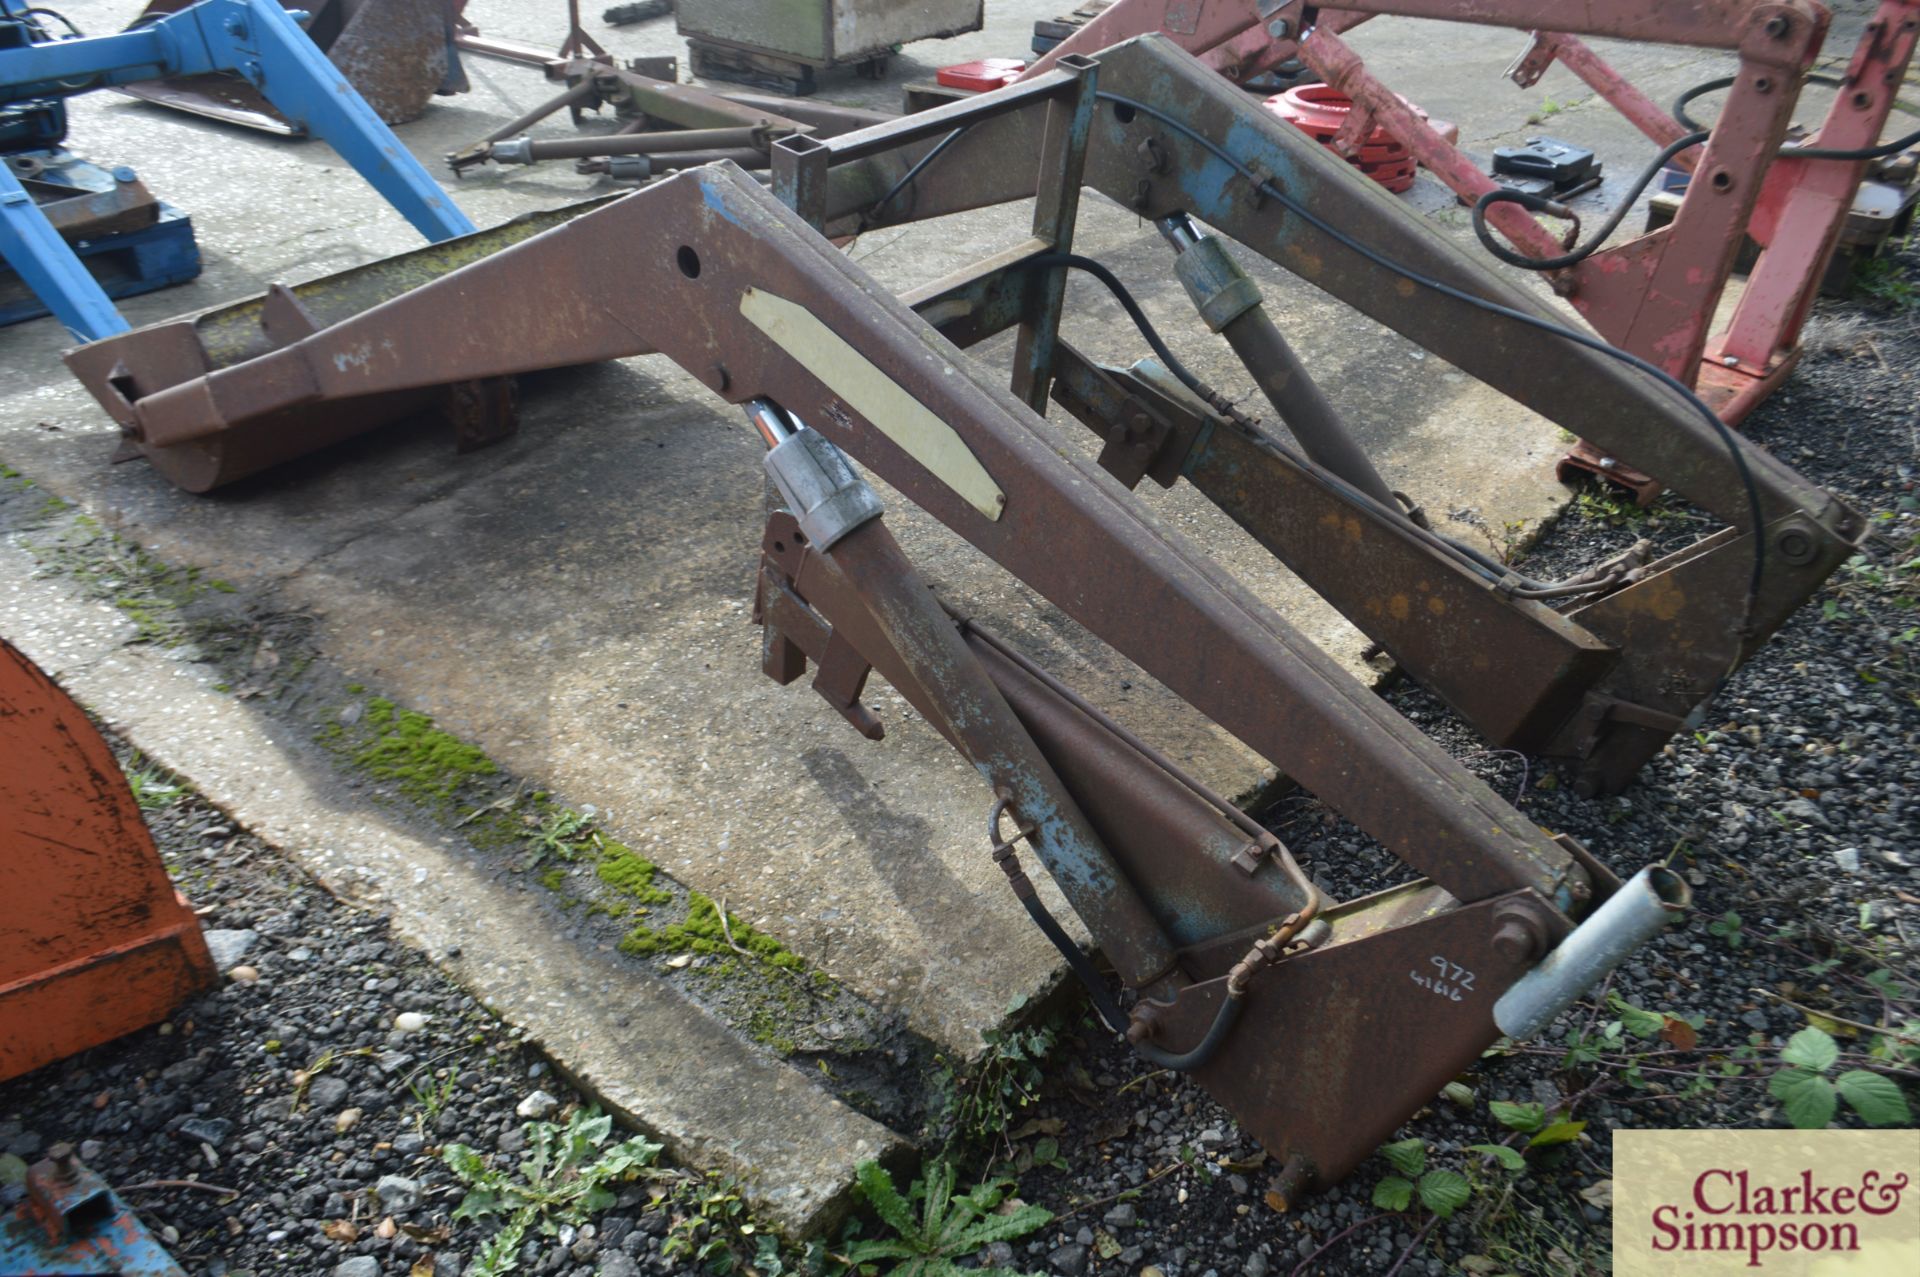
1615 1129 1919 1275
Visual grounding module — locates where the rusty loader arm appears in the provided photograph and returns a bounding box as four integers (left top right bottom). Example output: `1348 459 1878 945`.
60 37 1870 1192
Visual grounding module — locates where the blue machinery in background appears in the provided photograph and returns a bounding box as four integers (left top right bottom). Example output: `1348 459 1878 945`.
0 0 475 341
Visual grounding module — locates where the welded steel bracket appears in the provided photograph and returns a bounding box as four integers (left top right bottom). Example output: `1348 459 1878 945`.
67 37 1864 798
0 1146 187 1276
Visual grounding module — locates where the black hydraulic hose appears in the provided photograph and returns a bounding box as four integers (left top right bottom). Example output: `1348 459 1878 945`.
1676 73 1920 159
1016 885 1244 1072
1471 130 1708 272
1130 994 1245 1072
1016 891 1131 1036
1025 251 1200 393
22 7 83 39
858 123 972 231
1089 90 1766 630
1019 253 1604 596
987 801 1239 1071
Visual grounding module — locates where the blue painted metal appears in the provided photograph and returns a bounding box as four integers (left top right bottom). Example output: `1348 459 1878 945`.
0 161 128 338
0 0 473 340
0 1148 186 1276
0 169 201 329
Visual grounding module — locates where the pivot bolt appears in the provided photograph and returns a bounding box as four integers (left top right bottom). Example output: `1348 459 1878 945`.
1491 904 1551 963
45 1142 79 1183
1775 524 1818 565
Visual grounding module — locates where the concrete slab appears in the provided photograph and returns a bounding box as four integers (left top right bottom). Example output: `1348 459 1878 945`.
0 0 1786 1224
0 529 906 1237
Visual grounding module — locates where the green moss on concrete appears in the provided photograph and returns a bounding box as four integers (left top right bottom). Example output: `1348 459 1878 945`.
351 697 498 806
618 892 804 970
596 842 672 905
538 866 568 891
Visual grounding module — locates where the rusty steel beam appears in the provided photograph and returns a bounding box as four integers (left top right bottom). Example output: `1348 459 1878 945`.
67 36 1863 796
69 162 1585 910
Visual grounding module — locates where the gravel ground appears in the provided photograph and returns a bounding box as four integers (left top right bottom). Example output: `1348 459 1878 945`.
979 248 1920 1277
0 748 736 1277
3 249 1915 1277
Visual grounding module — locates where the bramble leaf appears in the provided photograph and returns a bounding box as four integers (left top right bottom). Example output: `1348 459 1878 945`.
1769 1067 1838 1129
1528 1121 1586 1148
1835 1070 1911 1126
1489 1100 1545 1133
1611 996 1666 1040
1418 1170 1471 1218
1467 1143 1527 1171
1372 1176 1414 1212
1782 1027 1840 1074
1379 1138 1426 1176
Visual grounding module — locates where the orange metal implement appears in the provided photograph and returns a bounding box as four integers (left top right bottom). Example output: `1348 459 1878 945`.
0 639 215 1084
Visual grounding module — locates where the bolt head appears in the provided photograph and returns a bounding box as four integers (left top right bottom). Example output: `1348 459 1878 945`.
1490 920 1537 962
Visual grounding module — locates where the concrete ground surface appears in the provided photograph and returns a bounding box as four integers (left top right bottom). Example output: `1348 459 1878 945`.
1 0 1860 1233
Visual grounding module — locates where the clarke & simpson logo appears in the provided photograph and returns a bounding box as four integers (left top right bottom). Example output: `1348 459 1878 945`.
1616 1130 1920 1275
1650 1166 1910 1266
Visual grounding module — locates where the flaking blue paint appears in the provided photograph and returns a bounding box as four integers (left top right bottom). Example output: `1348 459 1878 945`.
698 174 747 228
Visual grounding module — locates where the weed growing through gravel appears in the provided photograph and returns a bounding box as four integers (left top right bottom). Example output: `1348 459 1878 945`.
925 1013 1059 1158
1852 252 1918 311
660 1171 786 1274
409 1067 461 1130
444 1107 663 1276
1767 1026 1913 1128
523 807 596 869
836 1159 1053 1276
125 753 185 811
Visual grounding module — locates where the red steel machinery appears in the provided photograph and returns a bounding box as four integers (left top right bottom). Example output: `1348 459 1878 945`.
1024 0 1920 498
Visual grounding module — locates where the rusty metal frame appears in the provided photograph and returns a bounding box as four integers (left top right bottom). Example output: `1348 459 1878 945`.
1022 0 1918 499
59 36 1869 1188
444 59 891 179
775 37 1863 791
69 37 1863 800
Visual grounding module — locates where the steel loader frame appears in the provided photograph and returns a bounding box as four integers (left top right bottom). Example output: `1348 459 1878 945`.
65 37 1857 1190
1024 0 1920 498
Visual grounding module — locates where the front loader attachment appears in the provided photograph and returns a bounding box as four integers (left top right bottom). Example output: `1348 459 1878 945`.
121 0 463 132
59 37 1868 1193
0 640 216 1084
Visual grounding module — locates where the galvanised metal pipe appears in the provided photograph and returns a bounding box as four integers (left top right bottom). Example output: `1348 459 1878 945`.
1493 865 1691 1039
492 126 767 164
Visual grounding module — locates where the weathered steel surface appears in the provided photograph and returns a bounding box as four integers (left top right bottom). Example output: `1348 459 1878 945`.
758 506 1187 992
66 198 611 490
759 513 1316 957
68 161 1581 906
0 640 216 1085
64 37 1864 794
1015 0 1896 478
1158 885 1569 1188
0 1147 186 1275
120 0 457 131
